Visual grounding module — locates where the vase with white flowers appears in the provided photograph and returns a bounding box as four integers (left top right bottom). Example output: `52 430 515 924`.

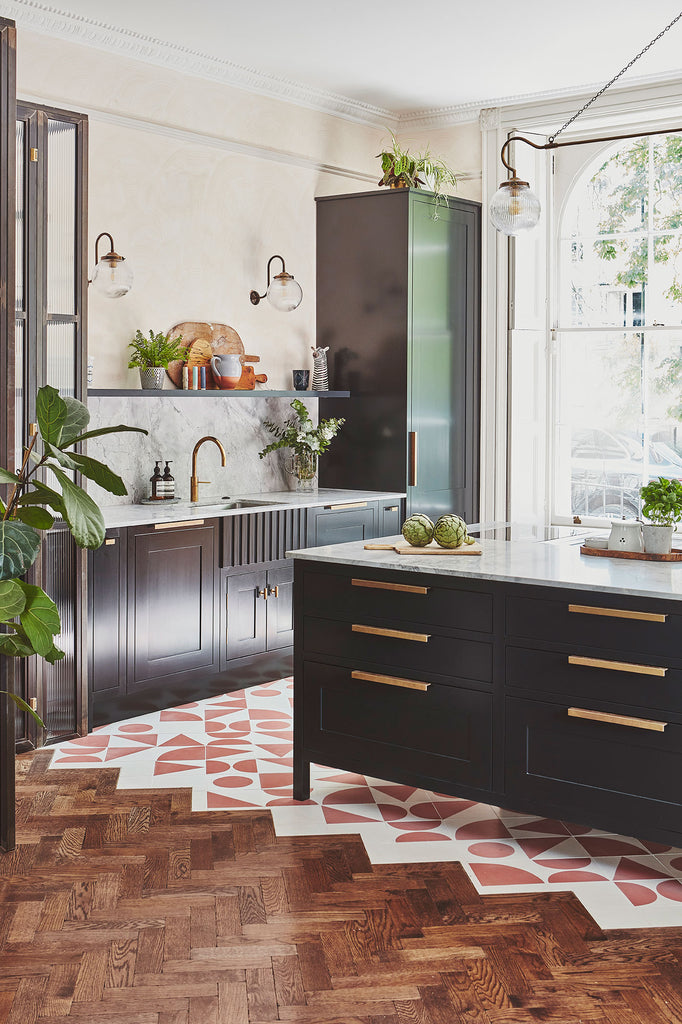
259 399 345 491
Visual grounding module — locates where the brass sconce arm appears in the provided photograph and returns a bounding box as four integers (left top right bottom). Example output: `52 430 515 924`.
250 254 288 305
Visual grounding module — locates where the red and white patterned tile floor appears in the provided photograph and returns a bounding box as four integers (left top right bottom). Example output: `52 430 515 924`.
50 678 682 929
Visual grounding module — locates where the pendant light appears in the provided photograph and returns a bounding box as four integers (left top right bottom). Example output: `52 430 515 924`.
490 12 682 235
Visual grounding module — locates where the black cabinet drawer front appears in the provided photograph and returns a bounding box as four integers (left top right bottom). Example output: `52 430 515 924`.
506 697 682 811
507 646 682 715
304 616 493 683
506 594 681 658
303 570 493 633
304 661 492 789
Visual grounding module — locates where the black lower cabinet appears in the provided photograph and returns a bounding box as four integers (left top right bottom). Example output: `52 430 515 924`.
224 563 294 664
127 521 218 689
505 696 682 842
89 529 127 700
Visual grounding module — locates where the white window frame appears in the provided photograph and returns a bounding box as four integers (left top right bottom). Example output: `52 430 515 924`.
480 79 682 529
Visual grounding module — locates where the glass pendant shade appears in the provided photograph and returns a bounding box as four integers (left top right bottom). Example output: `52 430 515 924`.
91 256 133 298
489 180 541 235
267 274 303 312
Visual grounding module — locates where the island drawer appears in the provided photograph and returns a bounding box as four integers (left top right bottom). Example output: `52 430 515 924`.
505 696 682 832
506 646 682 715
303 616 494 684
302 660 492 790
302 570 493 633
506 594 682 660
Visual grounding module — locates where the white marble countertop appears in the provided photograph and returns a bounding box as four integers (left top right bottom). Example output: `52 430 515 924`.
100 489 406 530
287 535 682 602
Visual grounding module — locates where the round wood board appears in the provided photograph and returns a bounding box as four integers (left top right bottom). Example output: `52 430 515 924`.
166 321 245 387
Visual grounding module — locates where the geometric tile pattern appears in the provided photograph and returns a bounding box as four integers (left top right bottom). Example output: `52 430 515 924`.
50 679 682 930
8 749 682 1024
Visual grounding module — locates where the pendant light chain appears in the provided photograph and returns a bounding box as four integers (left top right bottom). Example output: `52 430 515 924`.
548 11 682 143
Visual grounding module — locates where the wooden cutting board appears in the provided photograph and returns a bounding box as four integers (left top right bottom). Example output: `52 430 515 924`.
166 321 260 388
364 541 482 555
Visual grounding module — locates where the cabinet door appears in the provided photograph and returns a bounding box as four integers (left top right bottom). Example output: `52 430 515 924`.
89 529 127 699
226 570 268 660
307 503 377 547
128 522 217 688
266 564 294 651
409 197 480 521
379 500 402 537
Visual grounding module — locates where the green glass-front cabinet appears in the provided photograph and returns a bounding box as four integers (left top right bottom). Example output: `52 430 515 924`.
316 188 480 523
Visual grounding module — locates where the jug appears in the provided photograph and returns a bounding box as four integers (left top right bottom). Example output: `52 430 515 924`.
210 352 242 389
608 518 642 552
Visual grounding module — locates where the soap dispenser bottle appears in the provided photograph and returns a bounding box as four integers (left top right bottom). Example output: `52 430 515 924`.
162 461 175 500
150 461 163 500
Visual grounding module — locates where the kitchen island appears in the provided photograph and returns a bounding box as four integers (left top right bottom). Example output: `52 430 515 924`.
289 536 682 847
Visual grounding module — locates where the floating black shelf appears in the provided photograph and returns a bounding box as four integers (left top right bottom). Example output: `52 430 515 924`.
88 389 351 399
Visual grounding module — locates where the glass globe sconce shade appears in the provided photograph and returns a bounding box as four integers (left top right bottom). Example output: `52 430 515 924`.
489 179 541 235
250 255 303 312
90 232 133 298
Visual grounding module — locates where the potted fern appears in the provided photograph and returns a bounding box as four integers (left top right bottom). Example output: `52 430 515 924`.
377 130 458 215
639 476 682 553
128 329 185 389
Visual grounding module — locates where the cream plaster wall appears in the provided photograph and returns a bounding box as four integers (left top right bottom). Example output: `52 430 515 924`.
15 29 482 390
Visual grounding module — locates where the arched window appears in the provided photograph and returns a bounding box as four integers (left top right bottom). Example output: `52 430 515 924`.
553 134 682 522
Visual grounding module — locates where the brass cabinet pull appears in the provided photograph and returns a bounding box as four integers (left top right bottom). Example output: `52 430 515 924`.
385 505 399 512
105 538 116 546
352 623 430 643
409 431 418 487
352 670 430 692
325 501 368 510
352 578 429 595
567 707 667 732
268 585 279 598
257 587 268 601
154 519 204 530
568 603 666 623
568 654 667 677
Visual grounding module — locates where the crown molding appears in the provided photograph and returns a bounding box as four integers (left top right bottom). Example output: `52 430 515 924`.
7 0 682 133
2 0 398 128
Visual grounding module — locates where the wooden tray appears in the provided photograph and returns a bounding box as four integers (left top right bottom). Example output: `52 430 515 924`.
364 541 482 556
580 545 682 562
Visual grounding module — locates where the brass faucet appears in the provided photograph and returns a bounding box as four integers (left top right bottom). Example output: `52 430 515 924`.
190 436 227 502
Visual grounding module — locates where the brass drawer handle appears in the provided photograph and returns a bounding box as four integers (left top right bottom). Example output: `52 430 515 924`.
352 670 430 692
257 587 268 601
268 585 279 598
105 538 116 546
567 707 667 732
568 603 666 623
352 578 429 595
352 623 430 643
568 655 667 678
409 431 418 487
325 501 368 510
154 519 204 530
385 505 399 512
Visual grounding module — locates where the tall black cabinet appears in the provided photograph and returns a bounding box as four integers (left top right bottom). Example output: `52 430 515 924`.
317 188 481 523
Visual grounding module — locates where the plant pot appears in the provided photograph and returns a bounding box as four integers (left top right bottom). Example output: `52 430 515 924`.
642 523 674 554
140 367 165 390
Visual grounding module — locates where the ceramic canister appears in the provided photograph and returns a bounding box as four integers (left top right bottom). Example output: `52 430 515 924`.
607 519 643 552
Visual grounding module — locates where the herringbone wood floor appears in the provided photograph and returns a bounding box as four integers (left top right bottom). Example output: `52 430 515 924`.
2 751 682 1024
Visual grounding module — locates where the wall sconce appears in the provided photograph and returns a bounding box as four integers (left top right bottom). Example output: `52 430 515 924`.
490 12 682 235
250 255 303 312
89 232 133 298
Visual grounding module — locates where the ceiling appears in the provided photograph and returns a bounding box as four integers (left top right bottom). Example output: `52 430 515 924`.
6 0 682 122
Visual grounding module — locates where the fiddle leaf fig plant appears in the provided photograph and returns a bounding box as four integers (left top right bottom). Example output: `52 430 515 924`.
0 385 147 725
639 476 682 526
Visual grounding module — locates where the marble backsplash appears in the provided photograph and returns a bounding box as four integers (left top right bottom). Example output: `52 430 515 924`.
86 395 317 506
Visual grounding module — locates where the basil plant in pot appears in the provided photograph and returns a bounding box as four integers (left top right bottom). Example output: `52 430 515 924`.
639 476 682 554
128 328 185 390
0 385 146 729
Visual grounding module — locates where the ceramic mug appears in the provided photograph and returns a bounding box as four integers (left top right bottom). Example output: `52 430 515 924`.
210 353 242 389
292 369 310 391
